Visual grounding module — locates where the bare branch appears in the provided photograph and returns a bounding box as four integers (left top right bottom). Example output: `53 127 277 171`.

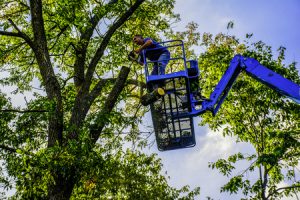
276 185 300 192
267 185 300 198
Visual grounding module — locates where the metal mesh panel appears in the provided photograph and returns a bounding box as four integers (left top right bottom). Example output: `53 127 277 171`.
150 77 196 151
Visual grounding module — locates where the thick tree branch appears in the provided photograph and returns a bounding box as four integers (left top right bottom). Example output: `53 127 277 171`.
85 0 145 88
8 19 34 47
67 75 144 140
29 0 50 61
90 66 130 143
87 77 145 114
93 77 146 88
68 78 108 140
89 79 107 101
126 79 147 88
0 30 21 37
0 19 34 48
67 78 108 140
30 0 63 147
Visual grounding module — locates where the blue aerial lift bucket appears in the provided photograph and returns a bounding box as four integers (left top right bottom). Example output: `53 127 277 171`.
142 40 201 151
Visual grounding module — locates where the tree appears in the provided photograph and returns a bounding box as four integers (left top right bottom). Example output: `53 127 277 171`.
0 0 200 199
198 32 300 199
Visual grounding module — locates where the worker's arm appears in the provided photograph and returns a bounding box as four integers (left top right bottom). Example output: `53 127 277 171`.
135 39 153 54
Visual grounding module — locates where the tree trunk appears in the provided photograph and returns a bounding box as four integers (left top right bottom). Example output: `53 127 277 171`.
48 171 76 200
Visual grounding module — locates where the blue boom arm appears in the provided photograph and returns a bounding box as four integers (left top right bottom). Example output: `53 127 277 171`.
192 54 300 117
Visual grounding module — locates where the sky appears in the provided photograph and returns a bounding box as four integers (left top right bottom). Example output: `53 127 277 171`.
148 0 300 199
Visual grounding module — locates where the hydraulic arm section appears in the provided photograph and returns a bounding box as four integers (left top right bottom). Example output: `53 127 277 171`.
191 54 300 117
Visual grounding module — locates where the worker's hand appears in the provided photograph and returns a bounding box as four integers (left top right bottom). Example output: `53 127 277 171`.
134 48 141 54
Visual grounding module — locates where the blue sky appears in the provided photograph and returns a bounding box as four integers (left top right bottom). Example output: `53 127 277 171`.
150 1 300 199
173 0 300 65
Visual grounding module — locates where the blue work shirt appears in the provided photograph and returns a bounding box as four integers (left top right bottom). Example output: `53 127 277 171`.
142 38 170 61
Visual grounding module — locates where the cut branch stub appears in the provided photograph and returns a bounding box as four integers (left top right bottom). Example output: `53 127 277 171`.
141 88 165 106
